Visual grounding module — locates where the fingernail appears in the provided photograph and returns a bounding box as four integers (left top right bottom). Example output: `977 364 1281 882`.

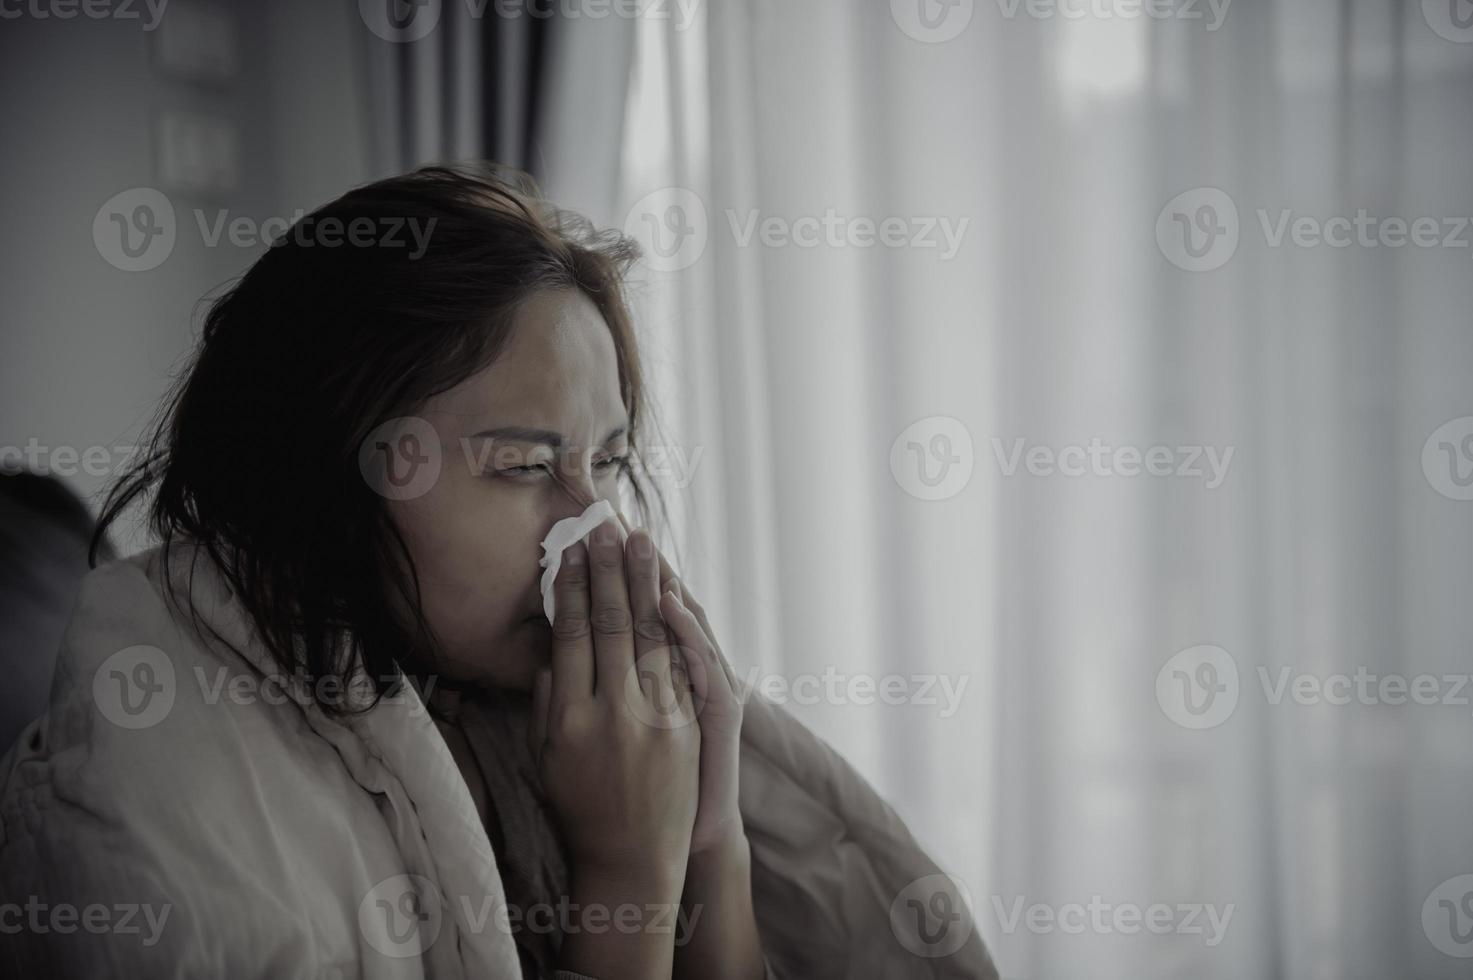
593 522 617 547
631 532 653 559
566 543 586 565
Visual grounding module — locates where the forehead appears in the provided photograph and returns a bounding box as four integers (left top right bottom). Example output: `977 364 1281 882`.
429 288 627 436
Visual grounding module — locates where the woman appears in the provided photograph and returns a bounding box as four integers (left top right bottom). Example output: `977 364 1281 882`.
0 166 996 979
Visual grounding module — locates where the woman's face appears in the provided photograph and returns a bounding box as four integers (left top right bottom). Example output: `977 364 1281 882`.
384 287 630 691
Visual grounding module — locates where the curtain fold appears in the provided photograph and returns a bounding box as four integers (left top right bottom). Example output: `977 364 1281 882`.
614 2 1473 978
354 0 553 176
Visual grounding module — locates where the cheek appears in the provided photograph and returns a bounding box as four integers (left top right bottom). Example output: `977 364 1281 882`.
387 475 545 650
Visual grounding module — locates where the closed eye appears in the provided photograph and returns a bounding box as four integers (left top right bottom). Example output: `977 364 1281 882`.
492 456 627 479
496 462 551 477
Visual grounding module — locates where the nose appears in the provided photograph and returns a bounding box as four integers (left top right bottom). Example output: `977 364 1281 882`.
547 467 604 523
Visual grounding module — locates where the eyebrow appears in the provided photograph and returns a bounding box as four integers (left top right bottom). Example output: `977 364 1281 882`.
469 423 628 448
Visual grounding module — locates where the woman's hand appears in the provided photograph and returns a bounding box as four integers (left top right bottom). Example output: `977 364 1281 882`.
529 518 700 878
656 563 746 857
616 514 747 857
615 517 766 980
589 515 765 972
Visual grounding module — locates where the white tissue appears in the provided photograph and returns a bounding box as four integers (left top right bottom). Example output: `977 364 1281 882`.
538 498 618 623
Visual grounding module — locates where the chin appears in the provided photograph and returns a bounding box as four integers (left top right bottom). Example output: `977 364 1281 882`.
433 617 551 693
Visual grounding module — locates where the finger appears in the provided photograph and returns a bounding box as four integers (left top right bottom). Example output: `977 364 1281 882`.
550 541 594 707
625 527 671 679
659 590 706 715
529 667 551 764
613 513 725 693
613 515 693 719
615 512 694 612
689 623 739 703
626 589 683 727
687 600 739 695
647 545 727 687
653 550 692 611
587 518 635 695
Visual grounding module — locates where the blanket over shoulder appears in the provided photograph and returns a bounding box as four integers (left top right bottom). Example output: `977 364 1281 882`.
0 545 997 979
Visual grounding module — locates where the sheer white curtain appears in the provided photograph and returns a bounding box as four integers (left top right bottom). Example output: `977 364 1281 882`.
587 2 1473 977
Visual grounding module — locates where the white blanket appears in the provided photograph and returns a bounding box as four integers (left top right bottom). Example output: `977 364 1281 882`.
0 544 997 979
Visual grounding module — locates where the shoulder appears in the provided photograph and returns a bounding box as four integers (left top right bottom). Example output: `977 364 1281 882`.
0 544 386 976
0 540 329 837
25 543 253 763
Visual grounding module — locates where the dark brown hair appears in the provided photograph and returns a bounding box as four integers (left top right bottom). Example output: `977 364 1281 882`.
94 164 665 713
